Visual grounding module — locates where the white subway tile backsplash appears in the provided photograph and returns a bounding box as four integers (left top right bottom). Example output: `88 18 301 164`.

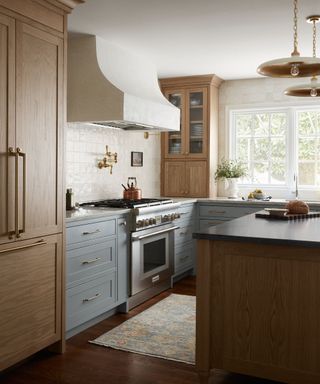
66 123 161 202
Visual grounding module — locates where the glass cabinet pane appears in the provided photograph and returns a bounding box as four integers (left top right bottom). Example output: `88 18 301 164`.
167 92 183 155
189 91 204 154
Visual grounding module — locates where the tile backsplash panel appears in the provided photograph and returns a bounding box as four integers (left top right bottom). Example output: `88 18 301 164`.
66 123 161 202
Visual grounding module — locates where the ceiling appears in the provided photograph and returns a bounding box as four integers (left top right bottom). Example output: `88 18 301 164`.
68 0 320 80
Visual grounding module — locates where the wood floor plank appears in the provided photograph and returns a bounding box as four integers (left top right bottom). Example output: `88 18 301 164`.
0 277 280 384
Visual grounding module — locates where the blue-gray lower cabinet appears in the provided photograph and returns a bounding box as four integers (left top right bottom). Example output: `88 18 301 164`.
173 203 196 280
66 214 128 337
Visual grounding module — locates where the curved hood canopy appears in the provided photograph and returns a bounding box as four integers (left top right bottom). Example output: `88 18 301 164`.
67 35 180 131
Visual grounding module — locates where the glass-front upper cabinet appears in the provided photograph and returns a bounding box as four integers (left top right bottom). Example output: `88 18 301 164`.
164 90 185 157
162 87 207 159
187 88 207 156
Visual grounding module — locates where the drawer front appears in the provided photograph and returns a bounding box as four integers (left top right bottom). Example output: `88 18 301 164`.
199 219 228 232
67 219 116 245
177 205 196 224
199 205 259 218
67 239 116 287
175 243 194 273
175 224 194 246
66 271 116 331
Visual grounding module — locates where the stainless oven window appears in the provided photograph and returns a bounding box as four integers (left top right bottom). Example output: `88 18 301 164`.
143 238 166 273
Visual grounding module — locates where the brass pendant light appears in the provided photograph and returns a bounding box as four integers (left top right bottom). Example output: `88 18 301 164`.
285 16 320 96
257 0 320 78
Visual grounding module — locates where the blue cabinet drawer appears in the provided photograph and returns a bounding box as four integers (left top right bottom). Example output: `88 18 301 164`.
67 239 116 287
177 204 196 224
199 204 258 218
175 224 194 246
199 219 228 232
66 271 116 331
66 219 116 245
175 242 194 273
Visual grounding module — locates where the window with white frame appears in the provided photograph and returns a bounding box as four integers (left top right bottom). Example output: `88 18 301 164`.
230 106 320 197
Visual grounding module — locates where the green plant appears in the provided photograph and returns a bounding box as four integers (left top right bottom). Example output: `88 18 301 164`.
214 158 247 180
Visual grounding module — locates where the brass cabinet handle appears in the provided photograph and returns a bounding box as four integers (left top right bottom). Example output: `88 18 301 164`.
179 230 190 236
17 148 26 237
180 255 190 261
83 293 101 302
81 257 101 265
209 210 226 214
82 229 101 235
119 221 126 226
0 239 47 254
7 148 16 239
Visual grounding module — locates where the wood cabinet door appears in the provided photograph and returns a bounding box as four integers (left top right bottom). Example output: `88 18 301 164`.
162 89 186 158
186 87 208 159
186 160 208 197
0 234 62 371
0 14 15 245
163 161 186 196
15 22 63 240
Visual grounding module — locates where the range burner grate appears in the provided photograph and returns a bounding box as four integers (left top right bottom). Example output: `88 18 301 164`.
80 198 173 209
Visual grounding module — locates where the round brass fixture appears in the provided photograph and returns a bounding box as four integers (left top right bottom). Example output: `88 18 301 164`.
257 0 320 78
285 16 320 97
284 76 320 97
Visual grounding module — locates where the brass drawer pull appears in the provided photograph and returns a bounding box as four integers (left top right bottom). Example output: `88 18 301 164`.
82 257 101 265
179 230 190 236
180 255 190 261
209 210 226 214
82 229 101 235
119 221 126 226
83 293 101 302
0 239 47 254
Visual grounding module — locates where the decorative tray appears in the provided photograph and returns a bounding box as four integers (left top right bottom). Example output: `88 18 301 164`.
255 210 320 220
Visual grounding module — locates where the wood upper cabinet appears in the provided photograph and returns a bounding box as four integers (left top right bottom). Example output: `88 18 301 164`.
160 75 222 198
0 16 64 245
15 22 63 240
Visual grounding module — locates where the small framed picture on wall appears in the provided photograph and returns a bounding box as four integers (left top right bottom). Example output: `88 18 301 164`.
131 151 143 167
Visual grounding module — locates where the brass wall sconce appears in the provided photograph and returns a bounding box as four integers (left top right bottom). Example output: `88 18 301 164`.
98 145 118 174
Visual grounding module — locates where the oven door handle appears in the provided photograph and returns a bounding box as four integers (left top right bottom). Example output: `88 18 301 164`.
132 226 180 241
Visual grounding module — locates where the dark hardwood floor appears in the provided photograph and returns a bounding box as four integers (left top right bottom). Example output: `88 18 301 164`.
1 276 280 384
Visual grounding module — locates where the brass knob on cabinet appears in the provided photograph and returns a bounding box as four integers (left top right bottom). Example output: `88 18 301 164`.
185 151 189 155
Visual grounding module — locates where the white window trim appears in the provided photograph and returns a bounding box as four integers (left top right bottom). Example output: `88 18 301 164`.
228 104 320 201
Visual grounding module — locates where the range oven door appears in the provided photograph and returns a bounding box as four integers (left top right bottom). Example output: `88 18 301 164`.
130 223 178 296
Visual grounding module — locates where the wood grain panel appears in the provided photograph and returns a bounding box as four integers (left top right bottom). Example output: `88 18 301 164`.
186 160 207 197
196 239 320 383
163 161 186 196
16 22 63 239
0 13 15 245
0 0 64 31
0 234 62 371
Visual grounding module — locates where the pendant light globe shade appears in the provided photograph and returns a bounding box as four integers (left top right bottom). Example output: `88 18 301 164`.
284 77 320 96
257 55 320 78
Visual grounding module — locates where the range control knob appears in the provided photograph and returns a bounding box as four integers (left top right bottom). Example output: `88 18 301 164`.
174 213 180 219
170 213 175 221
144 219 150 226
162 215 169 222
150 218 156 225
137 220 144 228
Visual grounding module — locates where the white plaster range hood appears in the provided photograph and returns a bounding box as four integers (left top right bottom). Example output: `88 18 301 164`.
67 35 180 131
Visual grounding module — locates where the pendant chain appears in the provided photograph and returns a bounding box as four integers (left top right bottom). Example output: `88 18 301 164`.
313 19 317 58
292 0 299 55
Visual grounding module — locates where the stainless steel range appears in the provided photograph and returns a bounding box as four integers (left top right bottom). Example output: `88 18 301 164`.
80 198 181 309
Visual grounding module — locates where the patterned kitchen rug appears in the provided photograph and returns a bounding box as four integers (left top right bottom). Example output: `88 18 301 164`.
89 294 195 364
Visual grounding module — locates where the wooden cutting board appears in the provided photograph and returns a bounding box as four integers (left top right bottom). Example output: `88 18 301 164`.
255 211 320 220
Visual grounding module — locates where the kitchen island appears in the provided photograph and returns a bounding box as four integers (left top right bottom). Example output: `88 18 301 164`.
193 213 320 384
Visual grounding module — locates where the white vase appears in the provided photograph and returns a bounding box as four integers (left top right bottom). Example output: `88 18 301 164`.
226 178 239 199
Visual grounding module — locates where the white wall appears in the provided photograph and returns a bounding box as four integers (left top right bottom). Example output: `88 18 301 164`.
66 123 161 203
218 77 320 196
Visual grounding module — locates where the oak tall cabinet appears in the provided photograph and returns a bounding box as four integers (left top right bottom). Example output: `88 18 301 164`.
160 75 222 198
0 0 82 372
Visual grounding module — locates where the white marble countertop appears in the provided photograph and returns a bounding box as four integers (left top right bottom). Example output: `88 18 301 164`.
66 207 130 223
66 197 320 223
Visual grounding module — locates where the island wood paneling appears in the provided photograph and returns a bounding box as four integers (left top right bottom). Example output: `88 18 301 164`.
196 239 320 384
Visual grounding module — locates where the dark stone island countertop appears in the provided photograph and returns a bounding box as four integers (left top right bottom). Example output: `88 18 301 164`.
193 211 320 248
